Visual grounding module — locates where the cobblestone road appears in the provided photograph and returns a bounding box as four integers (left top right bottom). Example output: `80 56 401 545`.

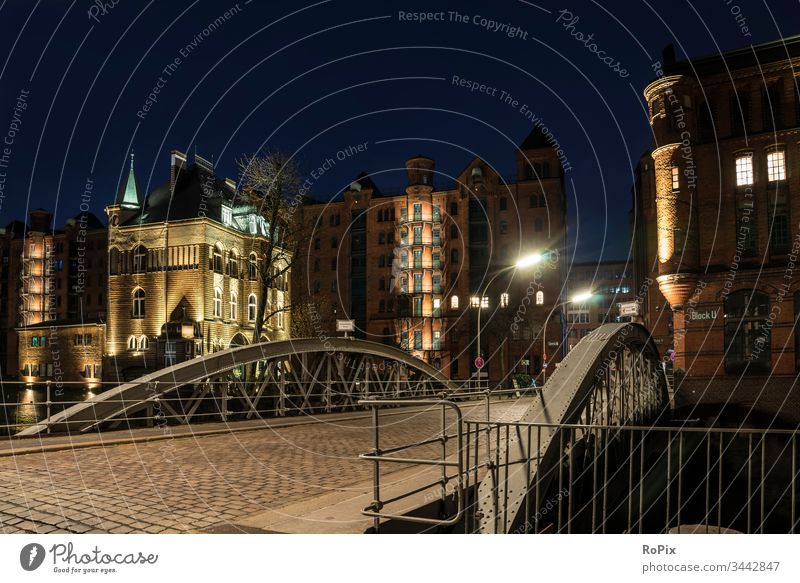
0 399 530 534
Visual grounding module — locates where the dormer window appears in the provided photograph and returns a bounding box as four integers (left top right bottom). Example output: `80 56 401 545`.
221 205 232 227
249 215 257 234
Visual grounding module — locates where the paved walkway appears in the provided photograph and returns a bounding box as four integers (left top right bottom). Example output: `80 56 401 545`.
0 398 532 534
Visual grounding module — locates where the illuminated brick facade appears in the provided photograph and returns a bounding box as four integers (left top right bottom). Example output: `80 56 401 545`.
635 39 800 420
297 130 568 386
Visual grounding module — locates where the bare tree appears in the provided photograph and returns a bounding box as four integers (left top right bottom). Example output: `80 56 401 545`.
237 151 308 344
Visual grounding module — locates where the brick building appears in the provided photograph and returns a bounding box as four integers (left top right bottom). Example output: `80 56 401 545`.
565 260 635 351
297 129 568 386
634 38 800 421
0 209 107 387
104 151 290 381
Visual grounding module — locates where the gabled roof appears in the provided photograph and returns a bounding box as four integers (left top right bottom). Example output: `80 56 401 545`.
67 211 106 230
520 126 552 150
351 171 381 195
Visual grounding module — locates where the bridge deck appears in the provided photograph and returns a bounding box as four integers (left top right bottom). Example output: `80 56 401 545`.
0 398 533 534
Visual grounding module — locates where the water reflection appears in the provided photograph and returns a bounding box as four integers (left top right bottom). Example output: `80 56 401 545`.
0 386 96 435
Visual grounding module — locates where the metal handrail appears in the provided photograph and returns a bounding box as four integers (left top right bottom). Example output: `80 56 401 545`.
358 398 464 531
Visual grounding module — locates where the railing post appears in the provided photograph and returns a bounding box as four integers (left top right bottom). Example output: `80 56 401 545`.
45 380 51 435
371 405 381 533
222 381 230 422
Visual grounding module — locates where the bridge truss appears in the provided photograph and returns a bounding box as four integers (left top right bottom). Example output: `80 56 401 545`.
18 338 459 436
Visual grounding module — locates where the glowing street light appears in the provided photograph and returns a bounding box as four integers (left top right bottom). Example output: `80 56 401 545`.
475 252 547 387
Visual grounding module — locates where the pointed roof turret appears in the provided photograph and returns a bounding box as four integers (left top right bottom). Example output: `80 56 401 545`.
116 152 141 208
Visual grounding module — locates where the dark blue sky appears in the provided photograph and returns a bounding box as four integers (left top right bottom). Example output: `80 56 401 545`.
1 0 798 261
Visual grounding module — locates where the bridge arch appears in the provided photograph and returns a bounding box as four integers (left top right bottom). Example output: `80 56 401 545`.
476 323 670 533
18 338 459 436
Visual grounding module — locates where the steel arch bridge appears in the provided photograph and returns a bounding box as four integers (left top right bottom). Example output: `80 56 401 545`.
18 337 460 436
471 323 671 533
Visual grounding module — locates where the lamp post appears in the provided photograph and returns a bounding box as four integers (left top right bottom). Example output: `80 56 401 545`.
540 291 593 384
475 253 544 389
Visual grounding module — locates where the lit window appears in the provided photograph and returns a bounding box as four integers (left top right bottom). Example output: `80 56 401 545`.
767 149 786 181
450 295 459 309
127 336 137 351
132 288 146 318
213 288 222 318
229 291 238 320
470 296 480 308
248 253 257 279
133 245 147 273
433 298 441 317
500 293 509 308
248 294 257 321
433 330 441 350
221 205 232 226
735 154 753 186
536 290 544 305
481 296 489 308
671 166 680 190
138 335 148 351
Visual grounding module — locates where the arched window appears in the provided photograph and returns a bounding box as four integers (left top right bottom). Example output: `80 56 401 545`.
450 295 459 309
725 290 771 373
229 291 238 320
109 247 121 275
138 335 148 351
127 336 137 351
450 225 458 240
534 218 543 232
229 250 239 278
213 244 224 273
400 228 408 244
213 287 222 318
248 294 257 322
536 290 544 305
132 245 147 273
248 253 257 279
132 288 145 318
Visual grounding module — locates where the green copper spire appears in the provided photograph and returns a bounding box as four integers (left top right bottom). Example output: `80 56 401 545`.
118 152 140 208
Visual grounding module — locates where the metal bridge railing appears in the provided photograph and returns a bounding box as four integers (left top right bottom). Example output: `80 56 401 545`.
473 421 799 534
2 380 525 436
359 405 800 534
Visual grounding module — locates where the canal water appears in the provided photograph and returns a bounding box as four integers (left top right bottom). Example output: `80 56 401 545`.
0 385 95 436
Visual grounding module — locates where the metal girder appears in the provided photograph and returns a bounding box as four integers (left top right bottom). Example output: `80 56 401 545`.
475 323 670 533
18 338 458 436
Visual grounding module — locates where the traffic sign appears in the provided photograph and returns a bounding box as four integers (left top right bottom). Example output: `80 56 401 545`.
474 356 485 370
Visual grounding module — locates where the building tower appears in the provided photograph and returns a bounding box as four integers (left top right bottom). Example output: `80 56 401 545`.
395 156 445 365
643 73 700 369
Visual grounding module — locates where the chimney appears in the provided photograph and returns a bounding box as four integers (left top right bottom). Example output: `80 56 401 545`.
29 209 52 232
170 150 187 191
195 153 214 173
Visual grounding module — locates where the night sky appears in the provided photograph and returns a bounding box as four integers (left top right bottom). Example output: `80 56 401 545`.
1 0 798 263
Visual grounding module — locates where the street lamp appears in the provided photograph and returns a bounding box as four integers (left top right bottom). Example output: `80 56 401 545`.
540 290 593 383
475 252 545 387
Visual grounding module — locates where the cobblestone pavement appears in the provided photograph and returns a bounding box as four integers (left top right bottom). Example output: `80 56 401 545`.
0 399 531 534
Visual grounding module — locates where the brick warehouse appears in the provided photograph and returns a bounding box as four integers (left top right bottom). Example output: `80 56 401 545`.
0 127 566 390
634 38 800 421
298 128 568 386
